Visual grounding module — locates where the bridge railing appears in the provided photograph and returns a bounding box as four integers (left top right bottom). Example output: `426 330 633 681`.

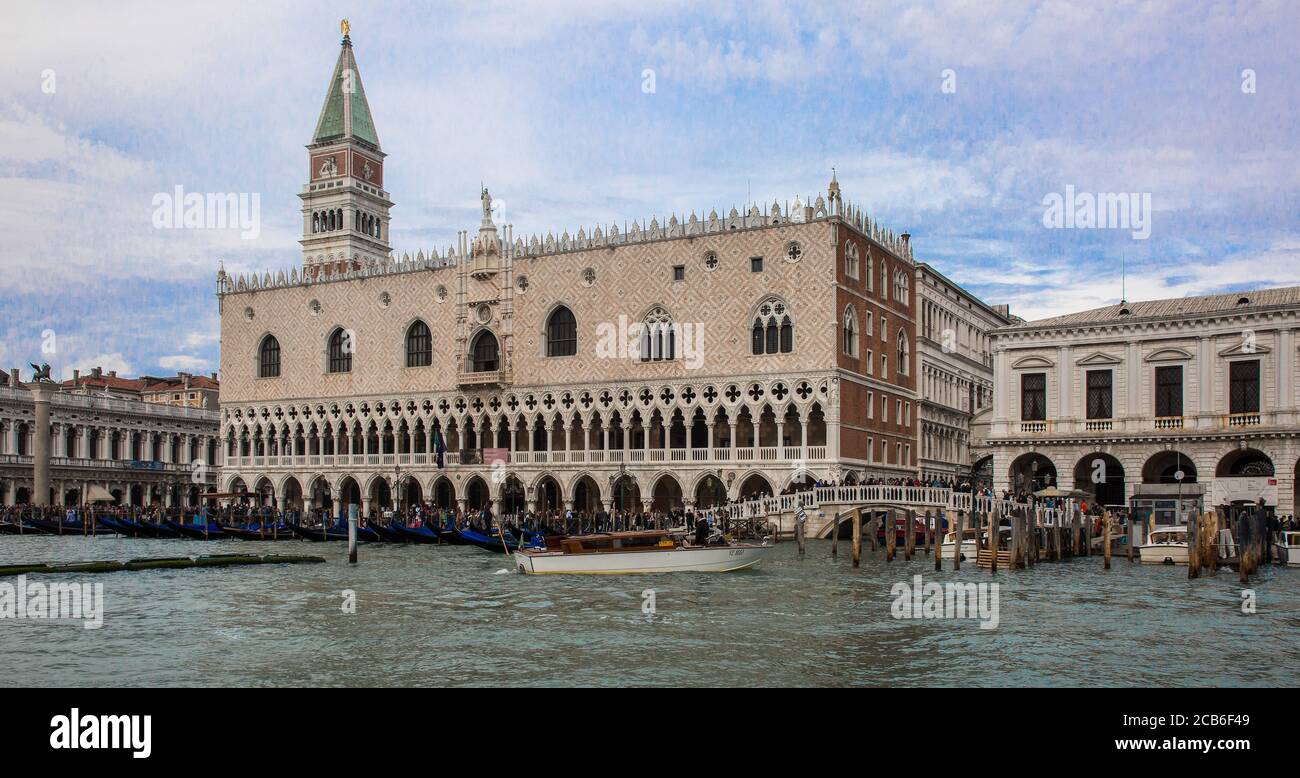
722 487 1079 528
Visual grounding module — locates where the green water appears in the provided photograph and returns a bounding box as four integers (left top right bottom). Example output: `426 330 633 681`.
1 535 1297 687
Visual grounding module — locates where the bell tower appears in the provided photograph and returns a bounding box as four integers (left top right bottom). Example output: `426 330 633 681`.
300 21 393 277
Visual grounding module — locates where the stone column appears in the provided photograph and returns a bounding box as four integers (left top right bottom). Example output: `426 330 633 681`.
29 383 55 506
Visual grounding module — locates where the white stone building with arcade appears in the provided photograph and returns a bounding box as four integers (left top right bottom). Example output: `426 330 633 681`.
980 286 1300 519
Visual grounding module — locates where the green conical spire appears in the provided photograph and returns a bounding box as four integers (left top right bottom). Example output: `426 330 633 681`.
312 32 380 150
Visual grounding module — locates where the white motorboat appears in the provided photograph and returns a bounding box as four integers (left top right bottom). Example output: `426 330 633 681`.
939 528 979 561
1273 530 1300 567
1137 524 1189 565
513 530 772 574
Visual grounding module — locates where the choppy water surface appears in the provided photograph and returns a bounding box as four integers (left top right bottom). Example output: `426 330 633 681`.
1 535 1297 687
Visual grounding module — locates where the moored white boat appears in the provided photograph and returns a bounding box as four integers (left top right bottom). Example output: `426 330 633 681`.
1273 530 1300 567
513 530 772 574
1137 524 1189 565
939 528 979 561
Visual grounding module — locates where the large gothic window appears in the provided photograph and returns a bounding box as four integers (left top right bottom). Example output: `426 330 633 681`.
545 306 577 357
328 328 352 373
406 320 432 367
470 330 500 372
897 331 910 375
258 335 280 378
751 298 793 355
845 242 859 279
639 307 675 361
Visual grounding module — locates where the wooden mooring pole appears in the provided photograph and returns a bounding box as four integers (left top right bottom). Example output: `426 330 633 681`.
952 511 962 571
934 510 942 572
851 507 862 568
1188 511 1200 579
831 512 840 558
923 510 933 557
1009 509 1022 569
885 509 896 562
904 510 916 561
796 510 806 558
988 508 998 574
1103 510 1112 570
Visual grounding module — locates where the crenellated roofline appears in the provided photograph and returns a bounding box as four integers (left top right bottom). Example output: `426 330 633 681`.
218 184 916 297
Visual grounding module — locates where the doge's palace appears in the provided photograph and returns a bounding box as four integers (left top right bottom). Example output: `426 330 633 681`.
217 31 938 519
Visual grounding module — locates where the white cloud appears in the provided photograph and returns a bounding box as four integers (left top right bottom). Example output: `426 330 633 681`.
158 355 211 372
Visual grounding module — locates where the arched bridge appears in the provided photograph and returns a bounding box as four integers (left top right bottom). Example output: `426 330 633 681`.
723 485 1075 539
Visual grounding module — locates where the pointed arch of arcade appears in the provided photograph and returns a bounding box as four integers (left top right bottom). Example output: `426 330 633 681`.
736 471 774 501
530 472 564 513
252 476 275 507
364 473 393 511
306 474 333 513
648 471 684 513
277 474 305 511
1141 450 1198 484
427 475 456 510
463 474 491 510
570 472 603 513
396 474 423 510
335 475 362 514
500 474 526 516
1072 453 1125 507
781 468 825 493
608 472 641 513
691 471 728 508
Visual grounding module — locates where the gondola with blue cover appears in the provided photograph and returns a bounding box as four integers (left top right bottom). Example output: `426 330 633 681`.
455 526 544 554
285 519 381 542
165 519 227 540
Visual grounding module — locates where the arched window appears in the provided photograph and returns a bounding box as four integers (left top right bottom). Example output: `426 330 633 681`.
470 330 499 372
897 331 910 375
751 297 793 355
843 306 858 358
258 335 280 378
545 306 577 357
845 242 859 279
405 320 432 367
640 307 675 361
328 328 352 373
865 250 873 292
894 271 910 302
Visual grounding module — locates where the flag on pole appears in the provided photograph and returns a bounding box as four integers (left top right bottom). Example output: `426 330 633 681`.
433 428 446 469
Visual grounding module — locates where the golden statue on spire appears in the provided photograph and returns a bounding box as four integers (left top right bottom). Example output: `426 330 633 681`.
340 19 350 37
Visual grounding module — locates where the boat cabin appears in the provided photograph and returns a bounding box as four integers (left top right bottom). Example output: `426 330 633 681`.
547 530 683 554
1146 526 1187 545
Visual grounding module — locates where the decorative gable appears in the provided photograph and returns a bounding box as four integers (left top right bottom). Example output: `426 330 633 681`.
1012 355 1055 369
1075 352 1123 366
1144 347 1193 363
1218 341 1270 357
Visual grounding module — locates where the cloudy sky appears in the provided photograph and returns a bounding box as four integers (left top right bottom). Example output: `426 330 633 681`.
2 0 1298 380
